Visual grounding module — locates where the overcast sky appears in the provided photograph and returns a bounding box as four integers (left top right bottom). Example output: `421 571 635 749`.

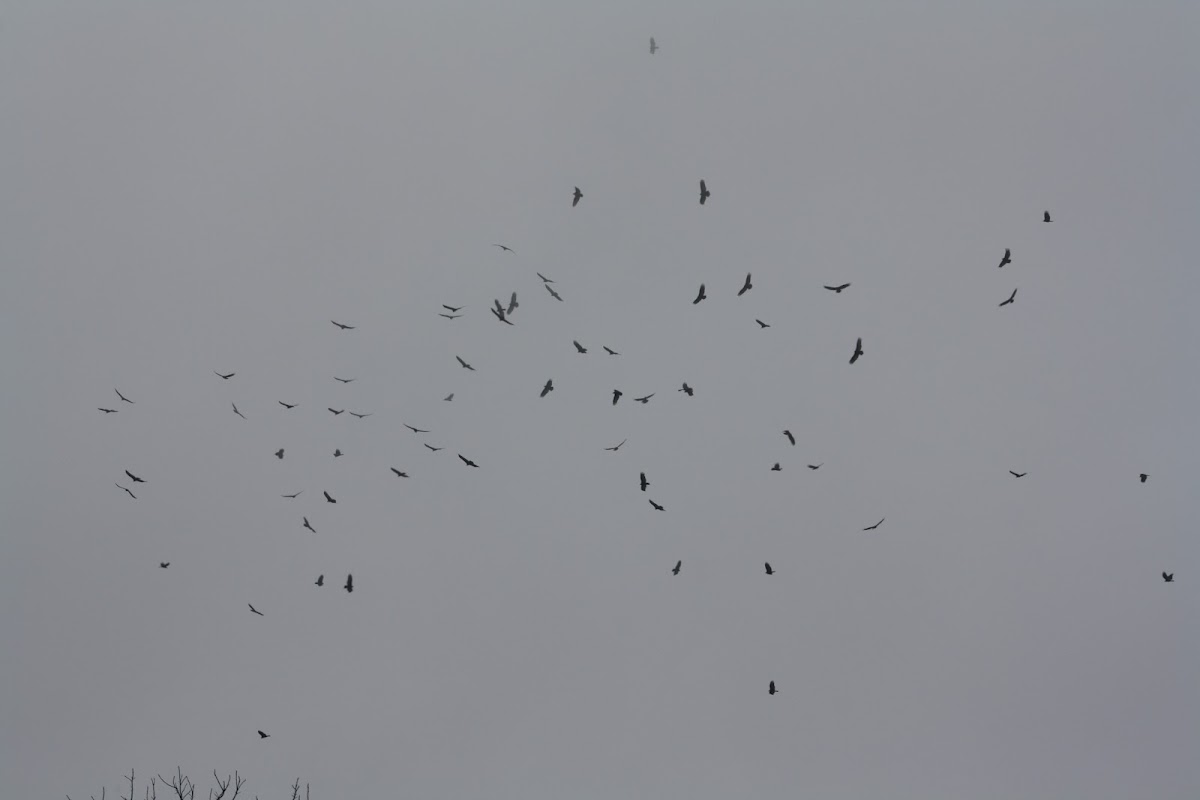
3 2 1198 798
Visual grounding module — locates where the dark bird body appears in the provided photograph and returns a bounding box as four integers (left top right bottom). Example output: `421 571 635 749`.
275 449 285 460
738 273 752 296
769 681 778 695
545 284 564 301
999 288 1017 307
540 379 554 397
279 401 297 409
824 283 851 293
404 424 430 434
603 346 619 355
98 407 118 414
613 390 623 406
634 393 654 404
649 37 658 54
863 518 885 531
756 319 770 328
456 356 475 371
315 575 324 586
160 562 169 569
258 730 270 738
680 383 693 396
640 472 649 491
771 463 781 471
324 491 336 503
249 604 264 616
649 499 664 511
693 284 707 304
1163 572 1174 582
282 491 303 499
458 454 479 468
115 388 134 404
331 320 355 330
328 408 344 415
125 470 145 483
303 517 315 533
849 338 863 364
344 574 353 593
116 483 136 499
1009 471 1026 478
783 430 795 446
672 560 682 575
232 403 246 419
214 371 235 380
765 563 774 575
573 340 588 354
334 377 355 384
391 468 409 478
998 248 1011 268
1043 211 1052 223
572 187 583 207
605 439 627 451
699 179 710 205
425 444 444 452
1140 473 1149 483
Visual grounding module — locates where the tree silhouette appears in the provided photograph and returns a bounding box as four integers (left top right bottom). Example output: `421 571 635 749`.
67 767 310 800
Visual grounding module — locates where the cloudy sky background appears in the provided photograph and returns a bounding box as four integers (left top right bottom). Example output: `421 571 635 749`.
3 2 1198 798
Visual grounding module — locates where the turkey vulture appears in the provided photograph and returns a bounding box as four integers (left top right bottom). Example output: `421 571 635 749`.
783 430 795 446
328 408 344 415
756 319 770 328
125 470 145 483
443 305 464 312
863 518 885 531
232 403 246 419
999 288 1017 307
404 424 430 434
456 356 475 371
771 463 781 471
1162 572 1174 583
1140 473 1149 483
333 449 343 458
807 463 823 470
693 284 707 304
349 411 372 419
159 562 169 569
1009 471 1026 478
998 248 1011 268
849 338 863 364
323 491 336 503
545 284 564 301
344 574 353 593
603 346 619 355
248 604 264 616
390 468 409 478
672 560 682 575
640 472 649 491
764 562 774 575
824 283 851 293
538 272 554 283
573 340 588 354
275 449 285 460
98 407 118 414
540 379 554 397
116 483 136 499
440 313 463 320
769 681 778 695
331 320 356 330
282 491 303 499
649 37 658 54
303 517 316 533
279 401 297 409
1043 211 1052 223
634 393 654 404
699 180 710 205
649 499 664 511
444 393 454 401
612 389 623 405
334 376 355 384
214 371 235 380
507 292 519 315
490 306 514 325
605 439 627 451
493 244 514 253
458 454 480 468
425 444 444 452
737 273 752 296
315 575 324 586
572 187 583 207
115 388 134 404
258 730 270 738
679 383 693 396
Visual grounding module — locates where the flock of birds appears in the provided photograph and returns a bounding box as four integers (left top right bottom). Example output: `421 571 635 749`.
94 37 1179 741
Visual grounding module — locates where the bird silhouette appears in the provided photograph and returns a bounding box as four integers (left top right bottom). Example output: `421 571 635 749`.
116 483 136 499
249 604 264 616
769 681 778 695
998 248 1011 268
350 411 372 419
328 408 344 415
538 272 554 283
125 470 145 483
738 273 752 296
1162 572 1174 582
159 562 169 569
824 283 851 293
444 393 454 401
613 389 623 405
404 424 430 434
331 320 355 330
605 439 627 451
999 288 1017 307
507 292 519 315
672 560 682 575
279 401 297 409
699 179 710 205
391 468 409 478
315 575 324 586
783 430 795 446
863 518 885 531
634 393 654 404
764 562 774 575
323 491 336 503
1009 471 1026 478
282 491 303 499
649 499 664 511
807 463 823 470
490 307 514 325
1043 211 1052 223
440 313 463 320
573 340 588 354
572 187 583 207
771 463 782 471
693 284 707 304
756 319 770 328
333 449 343 458
1140 473 1149 483
275 449 284 460
258 730 270 738
344 574 353 593
456 356 475 371
458 454 480 468
493 244 515 253
540 379 554 398
115 388 134 404
425 443 444 452
333 377 355 384
680 383 693 396
640 472 649 491
232 403 246 419
603 346 619 355
545 284 564 301
303 517 315 533
850 338 864 364
443 305 464 312
649 36 658 54
98 407 118 414
214 371 235 380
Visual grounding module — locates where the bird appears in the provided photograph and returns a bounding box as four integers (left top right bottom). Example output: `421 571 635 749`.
390 468 409 478
507 292 519 315
537 272 554 283
443 305 464 312
999 288 1017 307
863 518 885 531
258 730 270 739
282 491 303 499
249 604 264 616
824 283 851 293
640 472 649 491
573 340 588 354
490 307 514 325
303 517 315 533
333 449 343 458
649 36 658 54
603 346 619 355
440 313 463 320
679 383 694 396
605 439 627 452
98 407 118 414
756 319 770 328
333 376 355 384
572 186 583 207
125 470 145 483
444 393 454 401
738 273 752 296
769 681 778 695
649 499 664 511
783 430 795 446
331 320 355 330
116 483 136 499
1162 572 1174 583
278 401 297 409
159 562 169 569
344 574 354 593
1009 470 1026 478
634 394 654 404
425 443 444 452
545 284 564 301
699 179 710 205
693 284 707 304
404 424 430 434
672 560 682 575
456 356 475 371
115 388 134 404
232 403 247 419
807 463 823 470
1043 211 1052 223
849 338 864 364
349 411 372 419
328 408 344 415
458 454 480 468
540 379 554 398
998 248 1011 268
765 562 774 575
315 575 324 586
323 491 336 503
1140 473 1149 483
214 371 235 380
771 463 782 471
275 449 284 460
613 389 623 405
493 244 515 253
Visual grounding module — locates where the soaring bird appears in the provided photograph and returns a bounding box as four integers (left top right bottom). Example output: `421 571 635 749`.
507 292 519 315
824 283 851 293
738 273 752 296
603 346 619 355
125 470 145 483
323 491 337 503
769 681 778 695
315 575 324 586
699 179 710 205
863 518 885 531
771 463 782 471
998 248 1012 268
545 284 564 301
783 430 795 446
1009 470 1026 478
764 562 774 575
404 424 430 434
649 37 658 54
456 356 475 371
693 284 707 304
282 491 303 499
807 463 823 470
999 288 1017 307
672 560 682 575
232 403 247 419
458 454 480 468
116 483 136 499
333 449 343 458
258 730 270 738
214 371 235 380
279 401 297 409
115 388 135 404
1140 473 1149 483
573 340 588 354
1163 572 1174 583
605 439 627 451
390 468 409 478
540 379 554 398
640 472 649 491
444 393 454 401
98 407 118 414
756 319 770 328
328 408 344 415
249 604 264 616
331 320 356 330
649 499 665 511
303 517 316 533
490 306 514 325
425 443 444 452
572 187 583 207
849 338 864 364
440 313 463 320
443 305 464 312
493 244 515 253
159 562 169 569
349 411 372 419
634 394 654 404
275 449 285 460
613 389 623 405
334 376 355 384
679 383 694 396
537 272 554 283
344 574 354 593
1043 211 1052 223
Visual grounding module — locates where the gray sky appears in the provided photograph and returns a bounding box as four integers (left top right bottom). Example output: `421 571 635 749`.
3 2 1198 798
